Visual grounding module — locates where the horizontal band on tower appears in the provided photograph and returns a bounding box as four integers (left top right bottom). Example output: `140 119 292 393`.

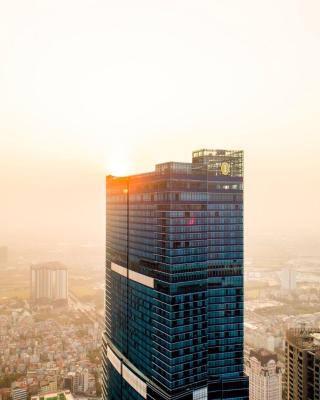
106 344 147 399
111 262 154 288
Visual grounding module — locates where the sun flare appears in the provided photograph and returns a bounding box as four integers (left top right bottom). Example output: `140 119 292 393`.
105 153 131 177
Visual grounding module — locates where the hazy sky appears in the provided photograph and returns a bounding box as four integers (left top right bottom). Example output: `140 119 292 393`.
1 0 320 248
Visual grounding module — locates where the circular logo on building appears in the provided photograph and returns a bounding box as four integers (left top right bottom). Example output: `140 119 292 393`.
220 162 231 176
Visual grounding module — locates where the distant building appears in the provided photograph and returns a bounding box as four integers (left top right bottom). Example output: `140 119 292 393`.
0 389 11 400
63 369 89 395
30 262 68 305
245 323 282 353
279 267 296 291
245 348 282 400
11 388 28 400
62 375 74 393
39 377 58 395
31 391 74 400
284 328 320 399
0 246 8 266
74 369 89 394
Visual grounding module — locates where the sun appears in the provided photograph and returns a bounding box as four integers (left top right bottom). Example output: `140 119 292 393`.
104 153 131 177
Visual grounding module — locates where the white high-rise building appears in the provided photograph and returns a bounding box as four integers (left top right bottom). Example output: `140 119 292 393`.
245 349 282 400
73 368 89 394
279 267 296 291
30 262 68 304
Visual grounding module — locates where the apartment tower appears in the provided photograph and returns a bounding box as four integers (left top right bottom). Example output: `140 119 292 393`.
30 262 68 304
284 328 320 400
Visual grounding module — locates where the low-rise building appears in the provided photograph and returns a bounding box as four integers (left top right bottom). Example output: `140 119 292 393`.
31 391 74 400
11 388 28 400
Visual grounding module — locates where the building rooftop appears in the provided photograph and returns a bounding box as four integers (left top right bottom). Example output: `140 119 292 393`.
30 262 67 271
31 391 74 400
107 149 243 178
249 348 278 365
286 328 320 352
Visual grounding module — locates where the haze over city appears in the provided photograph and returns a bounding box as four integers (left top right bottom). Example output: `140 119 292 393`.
1 0 320 253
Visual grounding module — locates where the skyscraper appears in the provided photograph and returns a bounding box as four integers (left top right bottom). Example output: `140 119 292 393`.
30 262 68 304
245 348 282 400
284 328 320 400
103 149 248 400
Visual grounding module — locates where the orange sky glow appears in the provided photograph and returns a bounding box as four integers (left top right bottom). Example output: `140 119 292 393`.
1 0 320 248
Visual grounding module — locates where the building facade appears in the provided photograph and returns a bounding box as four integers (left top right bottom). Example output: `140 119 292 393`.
30 262 68 304
103 149 249 399
39 377 58 395
11 388 28 400
245 349 282 400
74 369 89 394
284 328 320 400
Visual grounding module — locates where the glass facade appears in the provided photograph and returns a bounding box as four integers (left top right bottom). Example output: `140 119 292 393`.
102 149 249 400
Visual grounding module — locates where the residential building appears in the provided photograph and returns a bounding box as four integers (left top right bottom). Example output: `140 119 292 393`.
103 149 249 399
11 388 28 400
63 375 74 393
279 268 296 291
284 328 320 400
30 262 68 304
74 368 89 394
0 298 102 400
39 377 58 394
245 348 282 400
